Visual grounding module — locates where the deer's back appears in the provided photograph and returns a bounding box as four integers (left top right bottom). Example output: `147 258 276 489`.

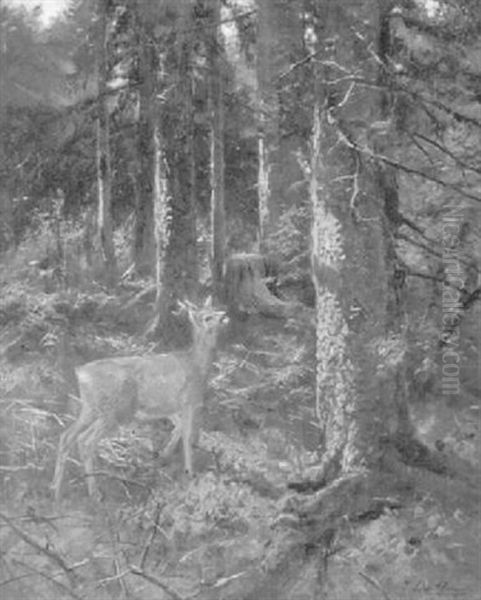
75 351 201 423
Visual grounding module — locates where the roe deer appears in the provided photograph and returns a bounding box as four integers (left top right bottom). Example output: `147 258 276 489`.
52 298 228 500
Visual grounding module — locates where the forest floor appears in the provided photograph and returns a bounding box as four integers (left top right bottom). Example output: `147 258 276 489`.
0 261 480 599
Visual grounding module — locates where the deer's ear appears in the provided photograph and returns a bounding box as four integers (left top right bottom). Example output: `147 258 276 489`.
175 300 194 325
175 299 188 317
177 299 197 311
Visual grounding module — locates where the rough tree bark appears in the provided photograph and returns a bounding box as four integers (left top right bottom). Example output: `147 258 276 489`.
209 0 226 303
255 0 304 249
95 0 117 286
255 0 277 248
134 13 156 276
153 1 199 347
144 120 171 336
0 2 12 253
297 0 416 492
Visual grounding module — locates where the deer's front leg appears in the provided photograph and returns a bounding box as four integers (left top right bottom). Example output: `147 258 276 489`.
162 414 182 458
77 418 107 500
182 402 201 477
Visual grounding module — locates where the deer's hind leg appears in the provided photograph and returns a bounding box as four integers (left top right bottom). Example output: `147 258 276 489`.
53 407 96 501
76 417 109 499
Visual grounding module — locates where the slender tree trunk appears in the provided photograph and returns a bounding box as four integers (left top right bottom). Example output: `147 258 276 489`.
0 3 12 252
255 0 303 251
134 20 155 276
152 122 170 316
209 0 226 302
255 0 277 249
96 0 117 286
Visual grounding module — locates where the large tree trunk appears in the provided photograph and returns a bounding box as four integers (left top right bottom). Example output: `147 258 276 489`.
303 0 413 483
154 2 199 347
209 0 226 302
246 4 422 597
96 0 117 286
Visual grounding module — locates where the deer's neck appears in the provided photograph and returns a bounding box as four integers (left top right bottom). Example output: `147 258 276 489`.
190 338 216 377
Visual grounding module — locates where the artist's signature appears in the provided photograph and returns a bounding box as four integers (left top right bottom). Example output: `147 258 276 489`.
413 580 469 596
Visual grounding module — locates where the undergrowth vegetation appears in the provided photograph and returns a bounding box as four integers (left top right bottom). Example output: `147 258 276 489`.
0 214 321 598
1 197 481 600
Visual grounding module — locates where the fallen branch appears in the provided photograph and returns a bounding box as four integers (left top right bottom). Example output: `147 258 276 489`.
0 512 77 587
9 557 83 600
130 566 186 600
358 569 393 600
140 502 165 570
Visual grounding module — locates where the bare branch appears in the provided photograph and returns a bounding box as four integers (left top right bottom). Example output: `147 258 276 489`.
413 132 481 176
337 81 356 109
278 50 319 82
374 151 481 203
396 232 444 261
349 155 360 212
140 502 165 570
130 566 186 600
0 512 77 587
397 232 477 272
408 269 463 293
358 569 394 600
10 558 83 600
400 84 481 130
343 133 481 204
